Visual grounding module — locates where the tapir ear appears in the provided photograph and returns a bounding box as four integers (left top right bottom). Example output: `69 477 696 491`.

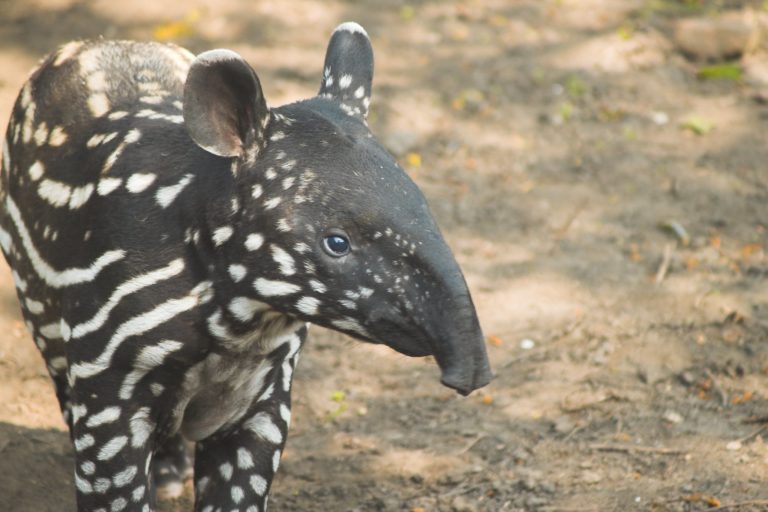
318 22 374 120
183 49 269 158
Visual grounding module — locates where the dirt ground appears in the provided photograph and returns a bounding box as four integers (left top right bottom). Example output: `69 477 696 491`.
2 0 768 510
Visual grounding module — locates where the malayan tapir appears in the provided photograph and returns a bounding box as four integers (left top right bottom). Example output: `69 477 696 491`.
0 21 492 511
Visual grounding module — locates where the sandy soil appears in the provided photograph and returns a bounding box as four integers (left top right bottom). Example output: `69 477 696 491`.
1 1 768 511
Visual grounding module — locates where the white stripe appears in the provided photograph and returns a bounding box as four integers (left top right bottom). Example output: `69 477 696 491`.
72 259 184 339
0 226 12 253
70 288 200 382
243 412 282 444
98 436 128 461
118 340 183 400
6 196 125 288
85 406 121 427
254 278 300 297
270 245 295 275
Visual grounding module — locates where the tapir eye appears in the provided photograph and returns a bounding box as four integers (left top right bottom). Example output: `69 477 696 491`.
322 234 351 257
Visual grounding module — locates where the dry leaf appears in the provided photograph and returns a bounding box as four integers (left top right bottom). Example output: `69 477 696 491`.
487 335 503 347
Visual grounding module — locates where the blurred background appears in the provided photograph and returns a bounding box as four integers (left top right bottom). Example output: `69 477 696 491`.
1 0 768 510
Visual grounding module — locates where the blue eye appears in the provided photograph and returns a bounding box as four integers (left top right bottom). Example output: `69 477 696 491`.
323 234 350 256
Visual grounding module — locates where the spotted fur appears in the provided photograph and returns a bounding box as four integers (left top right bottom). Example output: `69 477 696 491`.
0 22 491 511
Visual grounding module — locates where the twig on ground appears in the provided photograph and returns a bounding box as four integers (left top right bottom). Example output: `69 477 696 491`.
587 443 687 455
654 243 673 284
708 499 768 511
736 425 768 444
553 199 589 239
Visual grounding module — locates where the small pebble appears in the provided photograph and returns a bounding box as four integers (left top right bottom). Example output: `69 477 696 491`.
520 338 535 350
663 410 684 424
651 111 669 125
726 440 742 451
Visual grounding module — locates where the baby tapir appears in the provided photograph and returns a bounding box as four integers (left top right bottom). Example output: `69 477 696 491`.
0 21 492 511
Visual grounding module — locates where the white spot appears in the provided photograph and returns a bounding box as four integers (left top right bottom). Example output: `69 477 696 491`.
279 404 291 427
250 474 267 496
38 178 71 207
230 485 245 504
110 497 127 512
108 111 128 121
33 122 49 146
332 317 369 337
69 184 95 209
228 297 270 322
325 75 334 88
271 245 295 275
87 132 118 148
212 226 233 246
339 74 353 89
74 434 95 451
251 184 263 199
132 485 146 502
272 449 281 472
98 436 128 461
254 278 300 297
228 264 247 282
309 279 327 293
81 461 96 475
126 173 156 193
276 219 291 233
280 159 296 171
264 197 282 210
156 174 194 208
88 93 110 117
219 462 233 481
97 177 123 196
48 126 68 146
245 233 264 251
71 404 87 424
296 296 320 316
53 41 83 66
113 465 137 488
86 406 122 428
95 477 111 493
354 86 365 98
87 71 107 91
237 447 254 469
282 177 295 190
25 298 44 314
265 168 277 180
75 473 93 494
150 383 164 396
270 131 285 141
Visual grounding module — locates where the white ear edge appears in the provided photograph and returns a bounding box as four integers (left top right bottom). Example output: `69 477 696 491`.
334 22 368 37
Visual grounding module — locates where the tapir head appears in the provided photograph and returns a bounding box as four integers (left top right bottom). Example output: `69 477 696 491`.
183 22 492 395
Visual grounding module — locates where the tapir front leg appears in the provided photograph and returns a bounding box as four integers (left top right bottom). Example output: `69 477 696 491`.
193 333 301 512
70 373 158 512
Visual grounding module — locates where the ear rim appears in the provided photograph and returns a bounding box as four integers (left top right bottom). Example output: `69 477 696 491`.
183 49 269 158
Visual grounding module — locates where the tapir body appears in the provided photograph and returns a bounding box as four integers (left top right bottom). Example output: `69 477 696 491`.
0 22 491 511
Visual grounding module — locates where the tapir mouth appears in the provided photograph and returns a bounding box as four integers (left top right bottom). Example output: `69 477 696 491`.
437 348 493 396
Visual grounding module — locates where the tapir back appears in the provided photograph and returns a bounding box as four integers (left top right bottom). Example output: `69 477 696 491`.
0 41 219 395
